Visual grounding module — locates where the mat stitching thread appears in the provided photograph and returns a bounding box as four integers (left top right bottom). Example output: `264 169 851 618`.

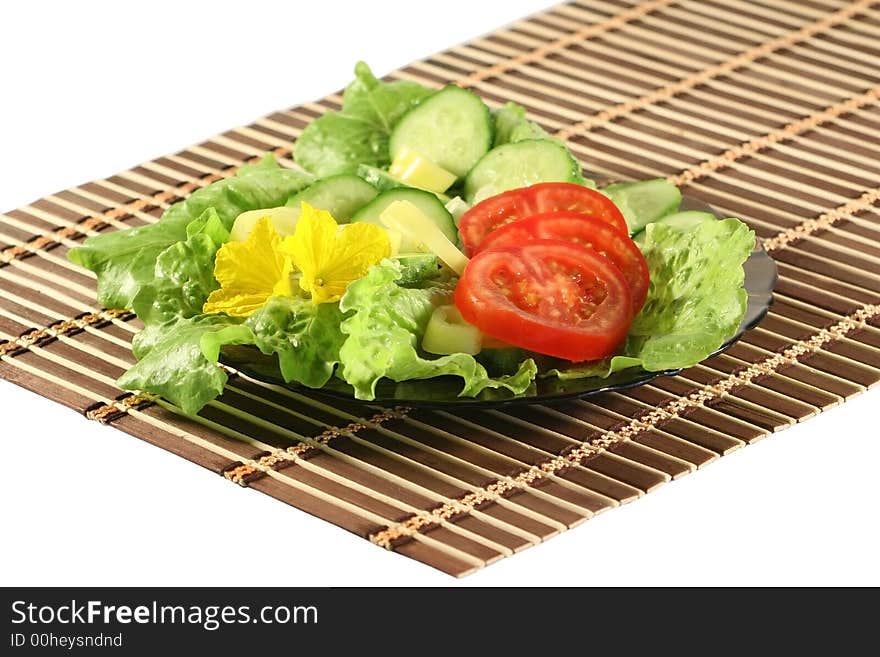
554 0 873 139
668 87 880 187
762 187 880 252
84 392 156 424
0 218 108 264
455 0 676 89
0 146 290 267
221 408 404 486
0 309 131 357
369 303 880 548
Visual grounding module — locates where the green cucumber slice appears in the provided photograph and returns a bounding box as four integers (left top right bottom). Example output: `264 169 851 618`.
601 178 682 236
356 164 403 193
393 253 442 285
352 188 458 251
285 174 378 222
463 139 584 203
421 305 482 356
389 86 492 179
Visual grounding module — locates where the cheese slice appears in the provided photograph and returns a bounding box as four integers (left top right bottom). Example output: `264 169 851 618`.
379 200 469 275
388 147 457 194
230 206 300 241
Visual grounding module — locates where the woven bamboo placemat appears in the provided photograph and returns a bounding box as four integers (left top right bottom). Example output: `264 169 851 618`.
2 0 879 577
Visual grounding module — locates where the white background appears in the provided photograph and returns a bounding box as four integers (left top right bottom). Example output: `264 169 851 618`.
1 0 878 586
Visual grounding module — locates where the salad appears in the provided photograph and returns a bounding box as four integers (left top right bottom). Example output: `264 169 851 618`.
69 63 756 415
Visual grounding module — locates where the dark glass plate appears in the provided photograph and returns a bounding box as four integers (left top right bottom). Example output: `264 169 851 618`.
220 198 777 408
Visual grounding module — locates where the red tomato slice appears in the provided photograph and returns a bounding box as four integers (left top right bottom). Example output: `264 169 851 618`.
478 211 650 313
458 188 535 256
459 182 627 255
454 240 633 362
527 183 627 234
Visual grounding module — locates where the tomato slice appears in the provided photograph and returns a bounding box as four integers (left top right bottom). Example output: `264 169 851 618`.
458 188 535 256
459 182 627 255
478 211 650 313
454 240 633 362
527 183 627 234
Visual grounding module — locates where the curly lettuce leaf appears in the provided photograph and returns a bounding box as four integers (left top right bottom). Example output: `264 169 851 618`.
122 294 349 413
157 154 313 232
338 260 536 400
295 62 432 177
69 222 185 312
244 296 345 388
130 207 227 329
118 314 253 415
547 356 645 380
629 217 755 370
68 156 312 309
548 216 756 380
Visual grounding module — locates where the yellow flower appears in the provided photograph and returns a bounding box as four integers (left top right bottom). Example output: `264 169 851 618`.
280 202 390 304
203 217 293 317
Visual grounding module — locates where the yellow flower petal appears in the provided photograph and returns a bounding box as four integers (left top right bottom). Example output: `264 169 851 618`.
280 202 337 298
280 202 390 304
203 217 292 317
311 223 391 302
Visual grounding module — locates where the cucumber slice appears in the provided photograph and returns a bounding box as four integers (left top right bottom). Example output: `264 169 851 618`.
285 174 378 222
352 188 457 251
357 164 402 193
601 178 682 235
463 139 583 203
421 305 482 356
394 253 442 285
634 211 716 246
389 86 492 179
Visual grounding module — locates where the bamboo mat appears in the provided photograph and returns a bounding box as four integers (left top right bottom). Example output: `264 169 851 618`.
2 0 880 577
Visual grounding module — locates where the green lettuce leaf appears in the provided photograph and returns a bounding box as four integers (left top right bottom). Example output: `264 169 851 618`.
342 61 433 131
548 216 755 380
245 296 346 388
492 102 550 146
338 260 537 400
547 356 645 380
157 154 313 232
130 207 227 329
69 222 185 312
629 217 755 370
295 62 432 177
68 155 312 309
118 314 253 416
294 113 388 178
